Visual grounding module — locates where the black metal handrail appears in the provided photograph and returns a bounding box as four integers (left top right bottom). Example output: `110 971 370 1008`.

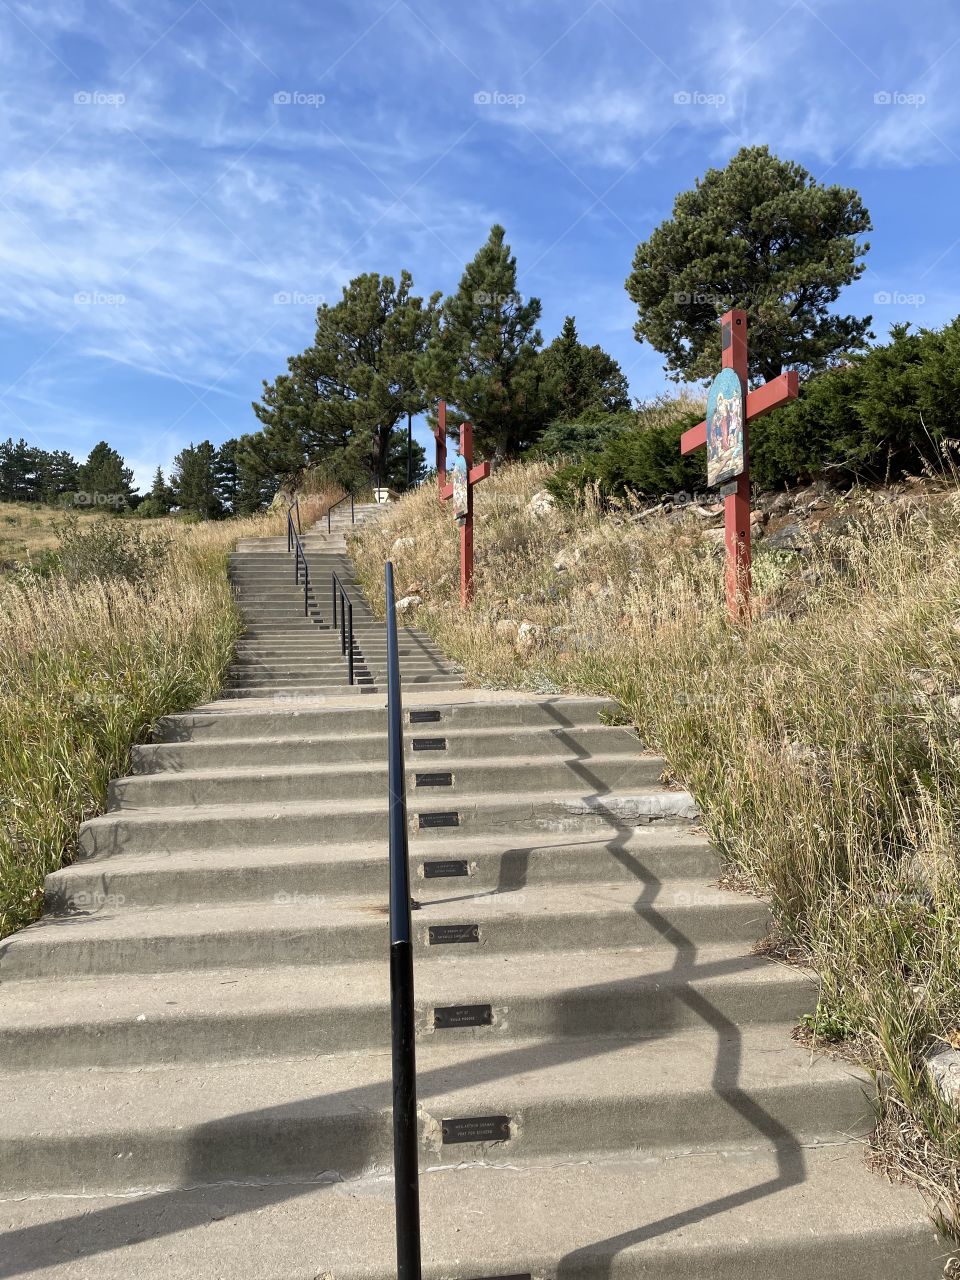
331 571 356 686
288 497 302 540
287 509 311 618
385 560 421 1278
327 491 355 533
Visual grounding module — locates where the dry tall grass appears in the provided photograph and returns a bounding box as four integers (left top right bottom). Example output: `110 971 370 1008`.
0 504 322 939
0 501 104 568
352 461 960 1229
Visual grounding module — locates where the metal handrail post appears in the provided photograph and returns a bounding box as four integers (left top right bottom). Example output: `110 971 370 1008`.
351 493 355 523
385 561 421 1279
339 587 346 656
347 599 354 684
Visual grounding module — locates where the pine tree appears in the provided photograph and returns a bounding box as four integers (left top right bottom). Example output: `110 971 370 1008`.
38 450 80 502
0 439 41 501
150 466 174 512
253 271 439 489
170 441 222 519
539 316 631 422
419 225 545 460
625 145 873 382
77 442 137 509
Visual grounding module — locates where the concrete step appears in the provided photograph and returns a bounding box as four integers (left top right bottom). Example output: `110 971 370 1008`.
0 944 810 1068
238 626 330 637
0 1025 871 1194
233 637 434 651
225 671 377 686
45 829 719 911
219 691 380 702
222 680 376 695
76 785 697 856
108 751 663 809
152 695 619 742
236 608 328 620
0 880 762 977
130 724 637 772
225 667 438 684
2 1145 939 1279
220 687 385 701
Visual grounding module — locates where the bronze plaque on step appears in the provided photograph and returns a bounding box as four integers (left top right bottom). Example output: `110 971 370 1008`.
442 1115 510 1144
412 737 447 751
434 1004 492 1029
416 772 453 787
423 859 469 879
409 709 442 723
428 923 479 945
418 811 459 829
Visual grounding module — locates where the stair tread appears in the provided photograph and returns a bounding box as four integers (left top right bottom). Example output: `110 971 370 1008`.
135 722 630 754
113 748 656 787
0 1023 864 1138
51 826 708 878
5 878 757 944
81 785 693 830
0 1145 940 1279
0 942 804 1026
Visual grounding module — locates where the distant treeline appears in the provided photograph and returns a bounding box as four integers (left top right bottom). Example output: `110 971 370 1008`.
0 437 273 519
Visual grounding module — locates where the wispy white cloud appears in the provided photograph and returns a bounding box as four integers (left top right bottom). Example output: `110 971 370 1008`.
1 0 959 473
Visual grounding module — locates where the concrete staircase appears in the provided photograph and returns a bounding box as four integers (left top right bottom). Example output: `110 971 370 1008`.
226 502 463 698
0 529 943 1275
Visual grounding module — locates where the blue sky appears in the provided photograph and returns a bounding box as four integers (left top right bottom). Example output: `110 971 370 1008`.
1 0 959 490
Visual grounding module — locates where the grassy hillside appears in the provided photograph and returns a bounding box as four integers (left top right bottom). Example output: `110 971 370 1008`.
0 501 104 570
0 496 334 940
351 462 960 1231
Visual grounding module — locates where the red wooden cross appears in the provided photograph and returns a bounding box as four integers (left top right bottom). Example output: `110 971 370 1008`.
432 400 448 507
436 400 491 607
680 309 798 619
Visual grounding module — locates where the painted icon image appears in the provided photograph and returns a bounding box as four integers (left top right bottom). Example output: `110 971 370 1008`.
452 452 468 524
706 367 745 487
